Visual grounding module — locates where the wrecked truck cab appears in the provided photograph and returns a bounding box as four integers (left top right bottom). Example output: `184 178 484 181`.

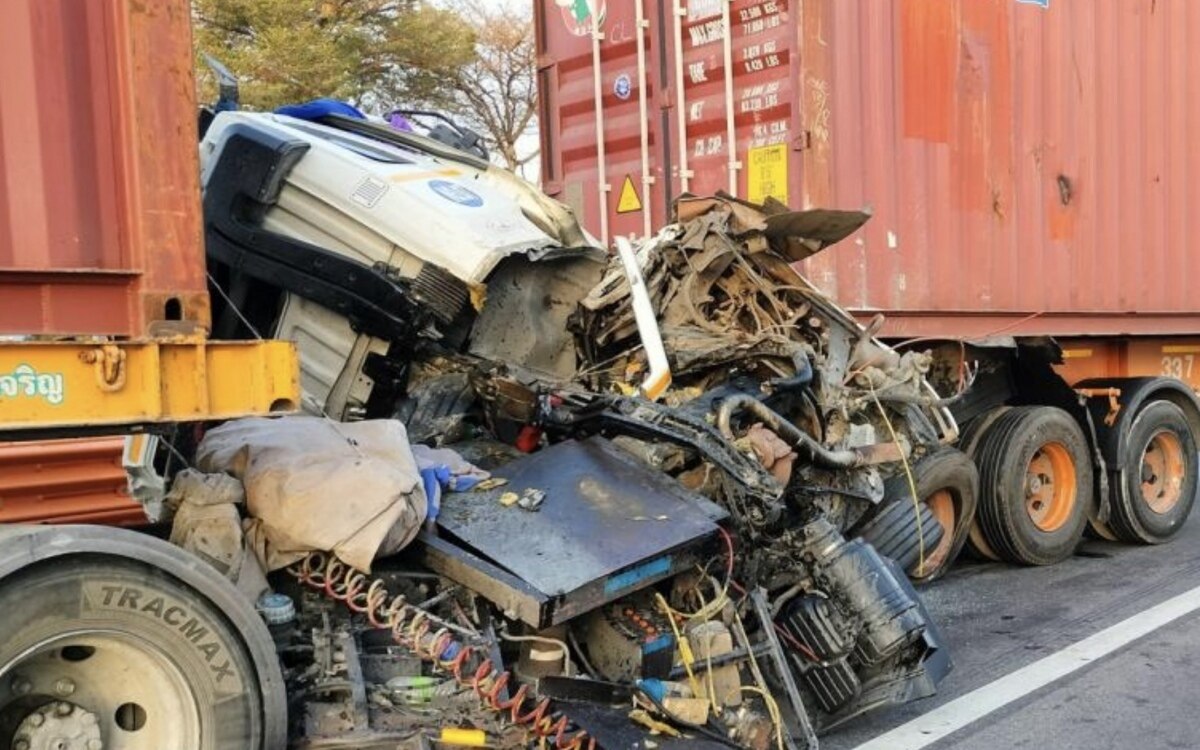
200 110 608 416
199 108 963 745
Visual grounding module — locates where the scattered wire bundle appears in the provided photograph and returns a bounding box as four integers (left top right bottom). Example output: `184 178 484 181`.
290 552 596 750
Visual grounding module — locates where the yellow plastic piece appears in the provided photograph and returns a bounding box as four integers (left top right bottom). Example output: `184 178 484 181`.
628 709 682 737
641 368 673 402
438 727 488 746
0 339 299 433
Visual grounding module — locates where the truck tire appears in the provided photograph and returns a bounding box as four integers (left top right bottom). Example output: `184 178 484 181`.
863 448 978 582
958 409 1009 562
1107 400 1198 543
0 527 285 750
972 407 1093 565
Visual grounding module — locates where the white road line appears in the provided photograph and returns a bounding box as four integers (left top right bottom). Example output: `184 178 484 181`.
852 583 1200 750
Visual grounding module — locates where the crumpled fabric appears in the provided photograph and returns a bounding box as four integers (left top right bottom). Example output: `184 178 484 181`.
387 111 415 132
410 445 490 523
195 417 427 573
274 98 365 121
166 469 269 602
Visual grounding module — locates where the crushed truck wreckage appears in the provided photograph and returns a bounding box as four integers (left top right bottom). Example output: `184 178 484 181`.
193 107 969 748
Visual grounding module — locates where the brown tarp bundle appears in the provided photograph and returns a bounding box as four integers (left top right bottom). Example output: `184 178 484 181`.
196 417 428 572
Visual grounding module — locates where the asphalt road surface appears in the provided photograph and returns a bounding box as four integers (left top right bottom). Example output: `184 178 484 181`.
821 515 1200 750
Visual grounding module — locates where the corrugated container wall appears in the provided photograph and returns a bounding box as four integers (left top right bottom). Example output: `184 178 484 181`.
0 0 210 337
537 0 1200 339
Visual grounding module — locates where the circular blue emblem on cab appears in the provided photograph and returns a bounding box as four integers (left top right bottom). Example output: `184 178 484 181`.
428 179 484 208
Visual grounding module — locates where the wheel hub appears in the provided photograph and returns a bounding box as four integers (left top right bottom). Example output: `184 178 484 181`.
1026 475 1044 497
1140 430 1186 514
1 633 201 750
1024 442 1077 532
12 701 101 750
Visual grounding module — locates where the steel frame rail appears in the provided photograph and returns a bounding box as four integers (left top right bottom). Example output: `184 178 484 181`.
0 338 298 436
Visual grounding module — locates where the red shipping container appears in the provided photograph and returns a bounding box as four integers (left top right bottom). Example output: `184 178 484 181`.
0 438 145 527
0 0 210 337
536 0 1200 339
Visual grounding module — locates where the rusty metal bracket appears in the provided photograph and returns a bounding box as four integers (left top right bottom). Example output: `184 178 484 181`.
1075 387 1122 427
851 440 909 466
80 344 127 393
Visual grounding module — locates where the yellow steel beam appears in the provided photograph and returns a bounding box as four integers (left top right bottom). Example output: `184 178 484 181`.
0 339 299 433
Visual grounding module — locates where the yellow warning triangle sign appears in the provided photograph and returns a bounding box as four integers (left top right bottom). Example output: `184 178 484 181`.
617 175 643 213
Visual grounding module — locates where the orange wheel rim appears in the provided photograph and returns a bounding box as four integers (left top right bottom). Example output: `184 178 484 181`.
914 489 955 577
1141 431 1186 514
1024 442 1077 532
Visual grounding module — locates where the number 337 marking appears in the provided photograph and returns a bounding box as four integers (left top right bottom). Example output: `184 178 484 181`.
1162 355 1194 380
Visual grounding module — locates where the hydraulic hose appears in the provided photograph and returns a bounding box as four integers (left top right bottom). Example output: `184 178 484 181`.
291 553 595 750
717 394 863 469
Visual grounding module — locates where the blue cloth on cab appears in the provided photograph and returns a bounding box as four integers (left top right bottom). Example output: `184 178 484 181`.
274 99 366 121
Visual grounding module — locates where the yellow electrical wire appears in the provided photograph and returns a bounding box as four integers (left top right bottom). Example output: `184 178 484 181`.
654 591 705 700
654 566 730 623
694 588 721 711
869 385 926 576
731 610 785 750
731 686 785 750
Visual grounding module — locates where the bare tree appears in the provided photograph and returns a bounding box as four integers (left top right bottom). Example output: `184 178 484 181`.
439 0 538 174
194 0 538 176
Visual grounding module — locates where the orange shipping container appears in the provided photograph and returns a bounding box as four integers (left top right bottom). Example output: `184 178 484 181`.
0 0 209 337
536 0 1200 340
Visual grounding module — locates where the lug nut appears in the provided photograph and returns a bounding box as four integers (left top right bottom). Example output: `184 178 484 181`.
55 701 73 716
87 740 103 750
11 676 32 695
13 739 30 750
27 713 44 728
54 677 76 696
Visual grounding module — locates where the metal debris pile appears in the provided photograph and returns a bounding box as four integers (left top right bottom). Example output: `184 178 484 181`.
195 105 963 750
575 196 868 394
220 196 960 749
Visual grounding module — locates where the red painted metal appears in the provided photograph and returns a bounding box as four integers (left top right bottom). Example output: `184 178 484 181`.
0 0 210 337
535 0 671 238
0 438 145 526
538 0 1200 339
